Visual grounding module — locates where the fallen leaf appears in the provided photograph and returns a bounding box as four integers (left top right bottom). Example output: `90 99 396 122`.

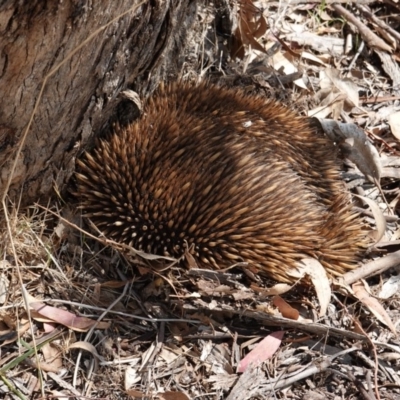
272 296 299 320
353 194 386 243
27 293 109 332
126 389 146 398
290 258 331 317
159 392 191 400
231 0 268 59
353 281 396 334
251 282 292 296
0 270 10 305
237 331 284 373
379 274 400 299
68 341 103 359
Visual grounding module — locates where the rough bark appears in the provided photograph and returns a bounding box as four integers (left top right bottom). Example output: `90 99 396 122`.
0 0 197 205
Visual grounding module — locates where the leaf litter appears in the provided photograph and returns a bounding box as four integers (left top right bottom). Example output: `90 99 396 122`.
1 1 400 399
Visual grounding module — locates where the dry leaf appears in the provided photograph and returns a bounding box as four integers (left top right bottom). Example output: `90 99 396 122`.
125 361 142 391
42 342 62 370
27 293 110 332
353 194 386 243
101 280 131 288
126 389 146 398
0 271 10 304
231 0 268 59
159 392 191 400
271 51 307 89
237 331 284 373
272 296 299 320
252 282 292 296
288 32 344 55
68 341 105 360
321 68 360 107
353 281 396 334
290 258 331 317
378 274 400 299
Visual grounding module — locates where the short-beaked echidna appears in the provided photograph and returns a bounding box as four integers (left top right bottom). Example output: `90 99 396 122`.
75 82 367 283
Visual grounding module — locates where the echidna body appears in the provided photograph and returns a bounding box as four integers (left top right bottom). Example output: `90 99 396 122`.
75 82 367 283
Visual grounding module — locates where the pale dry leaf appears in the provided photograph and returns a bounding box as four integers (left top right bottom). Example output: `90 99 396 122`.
159 348 180 364
68 341 105 360
125 362 142 391
353 194 386 243
352 281 396 334
271 51 297 75
320 68 360 108
237 331 284 373
301 51 328 66
140 341 157 370
43 321 57 333
253 282 292 296
0 272 10 304
54 220 69 241
39 342 63 373
290 258 331 317
287 31 344 55
272 296 299 320
200 340 213 362
388 111 400 141
311 90 347 119
271 51 307 90
378 274 400 299
316 118 381 183
308 103 333 119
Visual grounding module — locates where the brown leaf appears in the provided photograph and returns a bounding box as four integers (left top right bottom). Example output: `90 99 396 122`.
28 295 109 332
126 389 146 398
353 281 396 334
272 296 299 320
231 0 268 59
158 392 191 400
237 331 284 373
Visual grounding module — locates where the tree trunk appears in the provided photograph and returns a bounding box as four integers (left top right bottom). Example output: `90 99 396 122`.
0 0 197 205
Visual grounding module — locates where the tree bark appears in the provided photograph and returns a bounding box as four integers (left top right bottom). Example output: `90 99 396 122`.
0 0 197 205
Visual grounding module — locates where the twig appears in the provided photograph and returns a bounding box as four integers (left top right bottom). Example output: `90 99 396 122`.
333 295 381 400
331 4 392 53
73 283 130 388
340 250 400 285
356 4 400 43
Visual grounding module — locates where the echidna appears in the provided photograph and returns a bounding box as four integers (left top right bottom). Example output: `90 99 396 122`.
74 82 367 283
